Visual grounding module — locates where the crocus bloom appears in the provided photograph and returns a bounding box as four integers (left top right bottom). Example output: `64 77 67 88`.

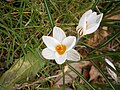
105 58 117 82
76 9 103 36
42 26 80 64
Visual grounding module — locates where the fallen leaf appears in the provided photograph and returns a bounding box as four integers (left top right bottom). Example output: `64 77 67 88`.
89 65 101 82
80 64 91 84
86 30 109 48
55 63 82 85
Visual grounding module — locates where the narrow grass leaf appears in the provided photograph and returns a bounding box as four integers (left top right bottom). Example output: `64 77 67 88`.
81 51 120 61
68 64 96 90
92 30 120 52
91 61 116 90
43 0 54 28
91 0 99 9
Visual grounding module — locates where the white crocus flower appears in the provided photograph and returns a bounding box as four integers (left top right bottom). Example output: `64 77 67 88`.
105 58 118 82
76 9 103 36
42 26 80 64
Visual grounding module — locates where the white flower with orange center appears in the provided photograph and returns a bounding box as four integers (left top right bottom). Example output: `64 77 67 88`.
105 58 117 82
42 26 80 64
76 9 103 36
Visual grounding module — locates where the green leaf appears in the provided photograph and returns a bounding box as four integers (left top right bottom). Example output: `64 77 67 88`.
0 48 46 90
43 0 54 28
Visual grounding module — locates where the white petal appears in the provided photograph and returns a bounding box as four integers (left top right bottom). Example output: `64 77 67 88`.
42 36 60 51
105 58 116 70
84 23 98 35
78 10 94 35
53 26 66 43
62 36 76 51
55 52 67 64
87 13 103 25
78 14 86 31
106 67 118 82
67 49 80 61
87 12 97 19
96 13 103 24
105 58 118 82
87 12 97 25
82 9 92 17
85 13 103 35
42 48 55 59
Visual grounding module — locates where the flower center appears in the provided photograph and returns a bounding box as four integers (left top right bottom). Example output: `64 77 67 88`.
56 44 66 55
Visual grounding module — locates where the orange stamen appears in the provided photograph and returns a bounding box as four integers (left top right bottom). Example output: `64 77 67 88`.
56 44 66 55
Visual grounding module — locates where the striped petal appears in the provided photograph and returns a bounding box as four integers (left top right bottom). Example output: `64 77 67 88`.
67 49 80 61
42 48 55 59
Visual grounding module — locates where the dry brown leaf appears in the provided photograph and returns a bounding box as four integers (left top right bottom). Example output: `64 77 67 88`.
55 61 91 85
79 61 91 68
109 14 120 20
79 65 91 84
55 63 82 85
86 30 109 47
107 13 120 24
89 65 101 82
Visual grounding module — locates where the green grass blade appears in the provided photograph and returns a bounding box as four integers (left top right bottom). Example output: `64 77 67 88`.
68 64 96 90
81 51 120 61
105 0 120 2
43 0 54 28
103 19 120 23
91 0 99 9
104 2 120 16
92 30 120 53
91 61 116 90
102 24 120 29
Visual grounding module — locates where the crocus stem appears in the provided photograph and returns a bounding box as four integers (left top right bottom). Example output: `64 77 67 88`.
76 37 80 43
61 64 65 90
74 35 82 48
